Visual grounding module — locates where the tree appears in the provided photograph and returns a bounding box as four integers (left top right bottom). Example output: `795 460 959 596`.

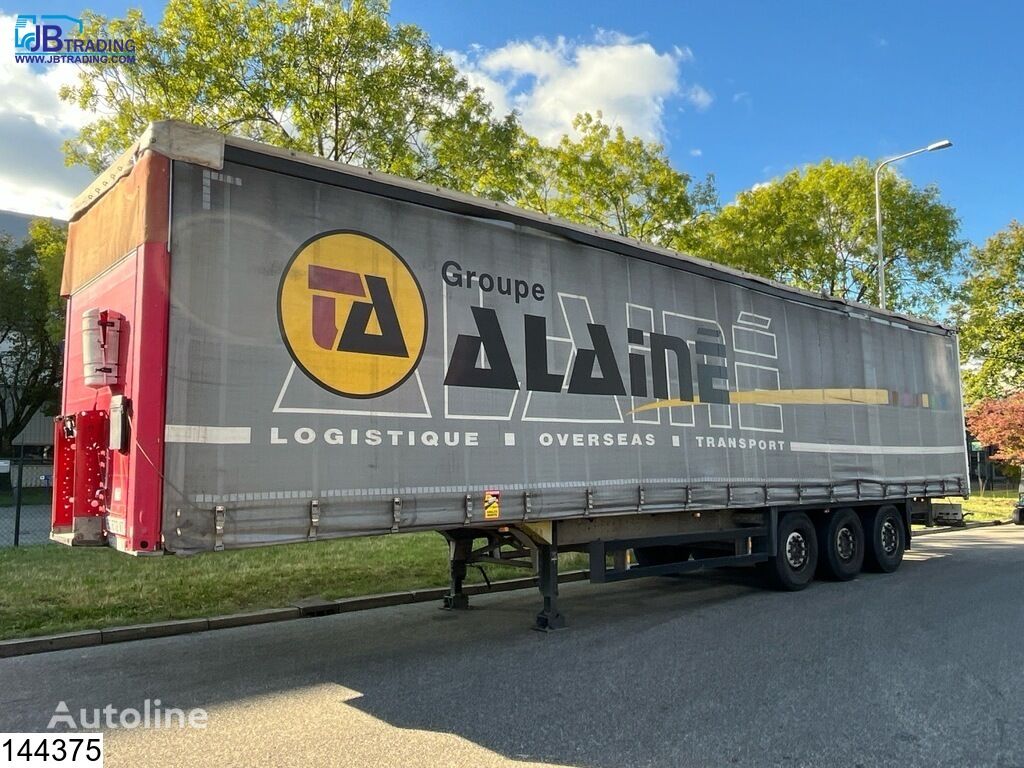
0 220 67 454
519 112 717 246
60 0 531 201
954 221 1024 403
966 393 1024 496
684 159 963 316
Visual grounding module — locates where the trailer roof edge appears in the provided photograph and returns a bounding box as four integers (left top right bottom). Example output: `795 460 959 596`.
69 121 225 221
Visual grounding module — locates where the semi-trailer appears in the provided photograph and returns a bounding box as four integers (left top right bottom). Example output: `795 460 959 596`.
51 121 969 629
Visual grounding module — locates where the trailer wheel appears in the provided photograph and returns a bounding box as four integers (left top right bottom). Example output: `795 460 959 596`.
863 505 905 573
633 545 691 568
760 512 817 591
815 508 864 581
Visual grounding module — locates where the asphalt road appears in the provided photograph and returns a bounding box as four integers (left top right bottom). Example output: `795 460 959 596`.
1 526 1022 768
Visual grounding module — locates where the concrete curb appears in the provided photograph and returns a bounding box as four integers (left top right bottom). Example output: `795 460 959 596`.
101 618 211 644
0 630 102 657
914 519 1011 536
208 607 300 630
0 570 590 659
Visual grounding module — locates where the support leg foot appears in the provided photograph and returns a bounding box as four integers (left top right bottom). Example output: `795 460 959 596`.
443 593 470 611
533 610 566 632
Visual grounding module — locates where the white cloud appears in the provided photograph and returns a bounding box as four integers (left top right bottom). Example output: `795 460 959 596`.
683 84 713 112
0 13 94 219
689 148 702 157
447 50 513 117
0 174 80 220
456 32 708 145
673 45 695 63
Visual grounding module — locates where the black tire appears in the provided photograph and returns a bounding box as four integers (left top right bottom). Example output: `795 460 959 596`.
760 512 818 591
633 545 691 568
863 504 906 573
815 508 864 581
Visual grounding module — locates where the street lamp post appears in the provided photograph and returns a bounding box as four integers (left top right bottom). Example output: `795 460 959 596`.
874 139 952 310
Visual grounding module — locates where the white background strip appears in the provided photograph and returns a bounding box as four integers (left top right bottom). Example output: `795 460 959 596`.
789 442 962 455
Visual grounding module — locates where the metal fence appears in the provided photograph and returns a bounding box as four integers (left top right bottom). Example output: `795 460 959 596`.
0 448 53 547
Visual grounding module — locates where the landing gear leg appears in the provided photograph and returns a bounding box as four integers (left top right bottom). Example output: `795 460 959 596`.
444 535 472 610
534 526 566 631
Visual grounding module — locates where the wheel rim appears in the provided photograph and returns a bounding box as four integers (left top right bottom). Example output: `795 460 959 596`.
836 526 856 562
785 531 808 570
880 519 899 556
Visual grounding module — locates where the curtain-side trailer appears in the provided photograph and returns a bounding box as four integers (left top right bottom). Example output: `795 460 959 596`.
51 122 969 629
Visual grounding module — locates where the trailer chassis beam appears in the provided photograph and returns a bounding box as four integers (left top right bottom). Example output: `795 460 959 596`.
587 514 776 584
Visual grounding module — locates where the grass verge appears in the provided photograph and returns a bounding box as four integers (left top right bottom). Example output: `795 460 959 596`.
938 491 1018 523
0 487 51 507
0 533 586 641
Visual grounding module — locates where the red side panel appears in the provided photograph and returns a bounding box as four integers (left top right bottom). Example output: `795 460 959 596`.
53 152 171 554
125 241 170 552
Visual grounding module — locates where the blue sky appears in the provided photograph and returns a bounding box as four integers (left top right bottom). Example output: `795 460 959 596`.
2 0 1021 247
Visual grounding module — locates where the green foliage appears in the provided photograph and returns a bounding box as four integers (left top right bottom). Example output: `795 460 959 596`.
684 159 963 316
419 90 535 202
519 112 717 245
60 0 531 200
955 221 1024 403
0 221 67 452
966 392 1024 466
26 219 67 342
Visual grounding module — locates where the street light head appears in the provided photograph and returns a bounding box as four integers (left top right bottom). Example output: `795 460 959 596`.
927 139 953 151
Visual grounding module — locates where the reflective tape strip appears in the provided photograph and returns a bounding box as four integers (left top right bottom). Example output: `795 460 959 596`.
165 425 252 444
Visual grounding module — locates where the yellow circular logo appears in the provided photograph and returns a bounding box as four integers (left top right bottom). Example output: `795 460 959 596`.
278 231 427 398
